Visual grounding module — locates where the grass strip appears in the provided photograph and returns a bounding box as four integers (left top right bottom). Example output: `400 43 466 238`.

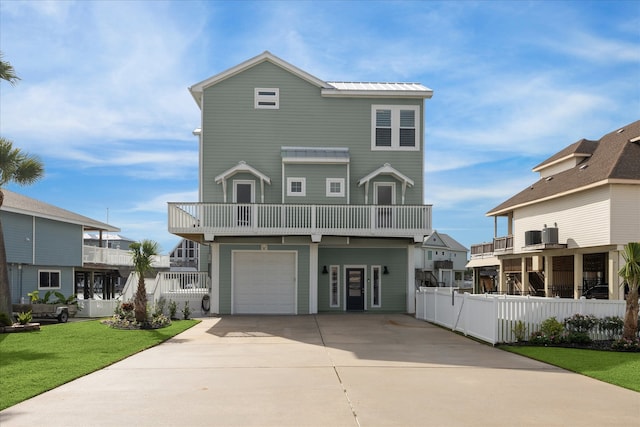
0 319 199 410
501 345 640 392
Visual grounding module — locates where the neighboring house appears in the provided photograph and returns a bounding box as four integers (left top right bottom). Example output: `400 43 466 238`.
2 189 119 303
168 51 433 314
468 120 640 299
169 238 200 271
84 232 135 251
415 231 468 287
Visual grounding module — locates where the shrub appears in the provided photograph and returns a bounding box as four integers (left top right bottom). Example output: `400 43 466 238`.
168 300 178 320
0 312 12 327
564 314 597 333
598 316 623 338
529 317 565 345
154 297 167 317
150 313 171 329
17 311 32 325
512 321 527 342
182 301 191 320
611 338 640 352
566 332 592 344
114 301 135 322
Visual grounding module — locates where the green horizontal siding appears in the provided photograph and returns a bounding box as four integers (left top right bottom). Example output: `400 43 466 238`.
317 247 407 312
202 61 424 206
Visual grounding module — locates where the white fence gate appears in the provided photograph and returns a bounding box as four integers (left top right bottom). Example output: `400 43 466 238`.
415 287 628 344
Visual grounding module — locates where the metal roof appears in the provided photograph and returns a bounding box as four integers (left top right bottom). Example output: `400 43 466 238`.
327 82 431 92
281 147 350 163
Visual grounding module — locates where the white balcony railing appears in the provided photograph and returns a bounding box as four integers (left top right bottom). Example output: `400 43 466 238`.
168 203 432 240
83 245 170 268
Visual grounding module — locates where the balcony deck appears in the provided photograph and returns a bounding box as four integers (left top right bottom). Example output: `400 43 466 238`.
83 245 170 268
168 202 432 242
470 235 513 259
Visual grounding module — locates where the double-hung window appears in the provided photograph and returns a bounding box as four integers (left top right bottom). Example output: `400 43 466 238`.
372 105 420 150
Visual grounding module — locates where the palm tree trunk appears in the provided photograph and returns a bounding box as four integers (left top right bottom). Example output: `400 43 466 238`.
0 190 13 319
622 286 639 341
134 274 147 323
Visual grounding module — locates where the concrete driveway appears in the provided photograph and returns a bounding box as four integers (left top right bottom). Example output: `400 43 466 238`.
1 314 638 426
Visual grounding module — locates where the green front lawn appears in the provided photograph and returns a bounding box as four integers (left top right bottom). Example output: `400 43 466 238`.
501 345 640 392
0 320 199 410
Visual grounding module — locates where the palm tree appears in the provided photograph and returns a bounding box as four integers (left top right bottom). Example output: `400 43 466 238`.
0 52 21 86
618 242 640 341
130 240 160 324
0 138 44 319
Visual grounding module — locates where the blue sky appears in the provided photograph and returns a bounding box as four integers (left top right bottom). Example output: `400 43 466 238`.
1 0 639 255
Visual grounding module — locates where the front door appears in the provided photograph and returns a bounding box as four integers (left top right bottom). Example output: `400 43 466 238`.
234 181 254 226
346 268 365 311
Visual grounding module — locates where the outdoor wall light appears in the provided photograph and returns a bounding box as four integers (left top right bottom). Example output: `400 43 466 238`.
322 265 328 274
383 266 389 275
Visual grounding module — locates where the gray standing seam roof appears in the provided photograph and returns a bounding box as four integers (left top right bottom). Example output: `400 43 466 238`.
281 147 350 161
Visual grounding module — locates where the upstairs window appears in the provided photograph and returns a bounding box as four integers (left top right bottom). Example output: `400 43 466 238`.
287 177 306 196
372 105 419 150
326 178 345 197
255 88 279 109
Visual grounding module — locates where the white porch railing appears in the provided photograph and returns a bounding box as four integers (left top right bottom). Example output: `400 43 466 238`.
83 245 170 268
168 202 432 240
416 287 631 344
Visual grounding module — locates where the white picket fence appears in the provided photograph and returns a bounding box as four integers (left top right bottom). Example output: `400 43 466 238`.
415 287 630 344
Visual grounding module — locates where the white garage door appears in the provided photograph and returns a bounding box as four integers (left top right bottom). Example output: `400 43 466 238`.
233 251 296 314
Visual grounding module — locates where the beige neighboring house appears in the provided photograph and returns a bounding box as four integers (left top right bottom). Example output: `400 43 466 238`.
468 119 640 299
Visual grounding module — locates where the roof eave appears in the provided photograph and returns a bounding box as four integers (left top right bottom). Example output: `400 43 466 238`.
321 88 433 99
189 51 330 106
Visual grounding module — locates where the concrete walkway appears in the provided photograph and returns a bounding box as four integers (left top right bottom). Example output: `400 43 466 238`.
1 314 638 426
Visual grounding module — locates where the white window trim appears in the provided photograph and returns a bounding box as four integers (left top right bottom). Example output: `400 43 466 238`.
373 182 396 205
329 265 340 308
326 178 345 197
38 270 61 289
232 180 255 203
371 105 420 151
255 88 279 109
287 177 306 197
371 265 382 308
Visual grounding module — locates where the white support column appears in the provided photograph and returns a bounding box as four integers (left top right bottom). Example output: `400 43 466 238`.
521 257 529 296
609 249 622 300
574 253 583 299
545 255 553 297
407 245 416 313
309 243 318 314
210 243 220 314
498 259 507 294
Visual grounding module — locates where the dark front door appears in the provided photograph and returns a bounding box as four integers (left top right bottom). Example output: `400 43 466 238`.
346 268 365 311
235 182 253 226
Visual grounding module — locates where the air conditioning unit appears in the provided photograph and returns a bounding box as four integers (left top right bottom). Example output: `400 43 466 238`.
525 230 542 246
542 226 559 244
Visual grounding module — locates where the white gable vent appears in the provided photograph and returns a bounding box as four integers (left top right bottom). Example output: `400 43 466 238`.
255 88 279 109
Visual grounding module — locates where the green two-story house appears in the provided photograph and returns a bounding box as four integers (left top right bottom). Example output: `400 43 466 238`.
168 51 433 315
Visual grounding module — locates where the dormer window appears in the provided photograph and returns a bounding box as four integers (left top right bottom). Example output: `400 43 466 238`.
255 88 279 109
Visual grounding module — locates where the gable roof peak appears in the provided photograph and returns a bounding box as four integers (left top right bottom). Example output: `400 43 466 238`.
189 51 330 107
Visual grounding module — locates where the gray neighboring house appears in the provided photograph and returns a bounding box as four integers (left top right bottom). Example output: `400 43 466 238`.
2 189 119 303
415 231 469 287
168 51 434 314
